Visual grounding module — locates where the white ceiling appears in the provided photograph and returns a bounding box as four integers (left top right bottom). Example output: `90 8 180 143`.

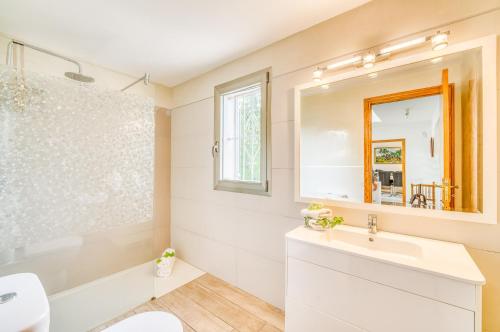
0 0 369 86
372 95 441 126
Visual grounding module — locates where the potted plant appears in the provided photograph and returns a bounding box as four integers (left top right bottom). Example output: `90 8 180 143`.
155 248 176 278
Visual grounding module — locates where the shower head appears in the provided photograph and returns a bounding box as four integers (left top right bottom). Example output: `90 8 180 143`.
64 72 95 83
6 40 95 84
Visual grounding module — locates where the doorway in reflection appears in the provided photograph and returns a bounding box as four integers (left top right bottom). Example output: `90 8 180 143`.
371 95 443 208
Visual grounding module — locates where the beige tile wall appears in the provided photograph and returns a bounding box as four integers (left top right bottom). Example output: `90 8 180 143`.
154 108 172 256
170 1 500 330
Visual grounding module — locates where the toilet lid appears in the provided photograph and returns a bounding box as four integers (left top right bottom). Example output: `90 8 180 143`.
102 311 183 332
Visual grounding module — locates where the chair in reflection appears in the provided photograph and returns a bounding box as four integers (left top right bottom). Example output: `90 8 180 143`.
410 183 436 208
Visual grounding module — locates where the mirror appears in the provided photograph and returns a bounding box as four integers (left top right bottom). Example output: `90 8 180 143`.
296 36 497 221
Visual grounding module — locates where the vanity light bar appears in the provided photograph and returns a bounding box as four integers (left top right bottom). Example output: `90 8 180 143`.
326 55 362 70
378 36 427 55
312 31 450 81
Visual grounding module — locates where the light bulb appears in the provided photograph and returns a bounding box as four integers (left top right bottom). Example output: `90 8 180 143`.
320 84 330 90
430 57 443 64
432 32 448 51
363 54 375 62
313 68 323 78
368 72 378 79
363 53 376 69
313 77 321 83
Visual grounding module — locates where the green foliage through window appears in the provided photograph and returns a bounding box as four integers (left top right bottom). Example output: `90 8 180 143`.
236 86 261 182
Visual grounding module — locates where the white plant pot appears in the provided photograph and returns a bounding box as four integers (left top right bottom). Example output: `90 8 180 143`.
325 228 334 241
155 256 176 278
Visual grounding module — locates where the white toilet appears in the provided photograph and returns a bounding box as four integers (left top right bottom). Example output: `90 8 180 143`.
0 273 183 332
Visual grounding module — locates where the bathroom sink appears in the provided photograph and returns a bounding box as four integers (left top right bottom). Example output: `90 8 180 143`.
324 227 422 259
286 224 485 284
286 224 485 332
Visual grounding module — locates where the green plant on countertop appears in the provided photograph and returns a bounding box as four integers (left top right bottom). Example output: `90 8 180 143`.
307 202 324 210
155 248 175 264
316 216 344 229
304 215 312 227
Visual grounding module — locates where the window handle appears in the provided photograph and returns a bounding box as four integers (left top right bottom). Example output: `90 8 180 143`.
212 141 219 158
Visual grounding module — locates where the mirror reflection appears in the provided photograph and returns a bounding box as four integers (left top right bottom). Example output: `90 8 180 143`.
300 48 482 213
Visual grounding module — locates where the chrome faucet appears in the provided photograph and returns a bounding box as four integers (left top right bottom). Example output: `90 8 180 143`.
368 214 378 234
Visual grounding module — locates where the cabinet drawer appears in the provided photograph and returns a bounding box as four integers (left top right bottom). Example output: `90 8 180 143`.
285 297 365 332
287 239 477 310
287 257 475 332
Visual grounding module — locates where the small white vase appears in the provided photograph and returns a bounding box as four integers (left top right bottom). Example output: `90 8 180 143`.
155 256 176 278
325 228 334 241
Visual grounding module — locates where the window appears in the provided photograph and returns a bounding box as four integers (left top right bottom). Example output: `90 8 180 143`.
213 68 271 195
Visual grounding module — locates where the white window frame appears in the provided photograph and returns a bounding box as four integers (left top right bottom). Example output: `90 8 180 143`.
213 68 271 195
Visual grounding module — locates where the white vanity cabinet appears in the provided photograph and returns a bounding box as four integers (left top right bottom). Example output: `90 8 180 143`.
285 226 485 332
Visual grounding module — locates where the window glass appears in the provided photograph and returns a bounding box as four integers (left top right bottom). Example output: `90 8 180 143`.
213 69 270 195
221 84 261 182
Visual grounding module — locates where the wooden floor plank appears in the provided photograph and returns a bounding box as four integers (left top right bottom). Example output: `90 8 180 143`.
196 274 285 331
88 274 285 332
178 280 267 332
259 323 283 332
157 289 234 332
151 298 196 332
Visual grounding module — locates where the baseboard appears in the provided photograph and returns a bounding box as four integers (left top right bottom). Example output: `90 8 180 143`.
48 259 204 332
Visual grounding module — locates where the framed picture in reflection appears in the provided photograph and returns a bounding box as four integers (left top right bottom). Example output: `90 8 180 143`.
374 146 402 164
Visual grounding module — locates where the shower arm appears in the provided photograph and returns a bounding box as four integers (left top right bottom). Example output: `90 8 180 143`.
6 39 82 74
121 73 150 92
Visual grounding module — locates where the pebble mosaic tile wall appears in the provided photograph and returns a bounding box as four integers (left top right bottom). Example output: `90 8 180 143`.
0 65 154 251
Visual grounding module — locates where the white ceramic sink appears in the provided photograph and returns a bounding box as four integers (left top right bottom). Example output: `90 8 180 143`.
323 227 422 259
286 224 484 284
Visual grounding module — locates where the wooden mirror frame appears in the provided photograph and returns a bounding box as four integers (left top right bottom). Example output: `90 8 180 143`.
364 81 454 208
294 35 497 224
